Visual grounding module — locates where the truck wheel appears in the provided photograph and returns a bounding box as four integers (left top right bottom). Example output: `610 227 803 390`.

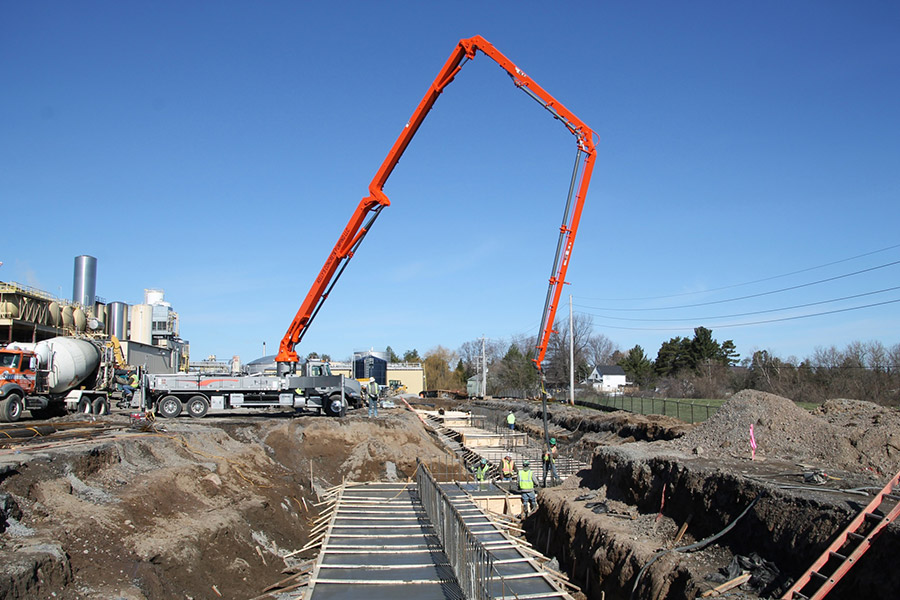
76 397 92 414
92 397 110 416
186 395 209 418
0 393 23 423
157 395 183 418
324 394 346 417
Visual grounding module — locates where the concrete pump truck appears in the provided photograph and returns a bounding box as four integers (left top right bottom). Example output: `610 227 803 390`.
140 35 596 419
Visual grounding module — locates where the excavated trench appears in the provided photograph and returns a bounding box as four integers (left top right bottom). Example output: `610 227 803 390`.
527 449 900 599
473 395 899 599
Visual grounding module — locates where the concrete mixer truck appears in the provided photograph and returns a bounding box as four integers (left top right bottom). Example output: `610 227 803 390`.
0 337 118 422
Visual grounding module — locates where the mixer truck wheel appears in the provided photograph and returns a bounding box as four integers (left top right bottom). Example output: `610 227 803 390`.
92 398 110 416
0 393 23 423
157 395 183 418
186 395 209 418
76 397 92 415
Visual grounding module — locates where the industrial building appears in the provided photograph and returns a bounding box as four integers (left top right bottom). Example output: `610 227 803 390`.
329 349 425 395
0 255 187 373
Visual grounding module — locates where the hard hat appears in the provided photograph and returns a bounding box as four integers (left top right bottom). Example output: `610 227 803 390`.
481 458 487 464
369 377 375 382
550 437 557 445
523 460 530 467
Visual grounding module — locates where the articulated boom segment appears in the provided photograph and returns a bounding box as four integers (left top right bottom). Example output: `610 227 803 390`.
276 35 597 373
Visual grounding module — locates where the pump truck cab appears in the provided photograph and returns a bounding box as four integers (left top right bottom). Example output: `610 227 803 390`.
0 336 120 422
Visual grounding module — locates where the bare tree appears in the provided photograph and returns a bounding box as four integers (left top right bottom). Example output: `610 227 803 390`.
457 337 504 379
586 332 620 367
423 346 462 391
543 313 594 387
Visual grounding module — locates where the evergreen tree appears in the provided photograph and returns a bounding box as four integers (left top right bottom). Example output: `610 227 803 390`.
655 337 692 376
720 339 739 366
689 326 721 370
619 345 654 387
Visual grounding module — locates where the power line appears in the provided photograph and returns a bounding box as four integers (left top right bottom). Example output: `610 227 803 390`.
575 259 900 312
578 297 900 332
578 242 900 302
577 286 900 322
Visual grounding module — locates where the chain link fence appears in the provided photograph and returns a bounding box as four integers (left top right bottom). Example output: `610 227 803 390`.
576 394 718 424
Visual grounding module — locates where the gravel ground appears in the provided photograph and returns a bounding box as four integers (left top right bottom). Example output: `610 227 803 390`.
667 389 900 477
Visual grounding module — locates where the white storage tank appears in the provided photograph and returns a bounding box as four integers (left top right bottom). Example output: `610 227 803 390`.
73 307 86 332
129 304 153 345
48 302 61 326
144 289 165 305
61 305 74 328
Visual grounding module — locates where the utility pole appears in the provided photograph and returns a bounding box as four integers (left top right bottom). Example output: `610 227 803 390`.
569 295 575 406
481 336 487 399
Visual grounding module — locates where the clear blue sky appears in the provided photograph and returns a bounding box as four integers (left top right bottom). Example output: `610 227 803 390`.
2 2 898 365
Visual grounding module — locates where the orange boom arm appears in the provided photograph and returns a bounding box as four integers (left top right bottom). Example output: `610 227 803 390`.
276 35 597 372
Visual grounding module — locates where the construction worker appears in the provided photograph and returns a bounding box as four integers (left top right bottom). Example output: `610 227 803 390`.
119 370 137 399
501 455 515 481
518 460 537 515
471 458 489 490
506 410 515 431
542 437 559 486
367 377 379 418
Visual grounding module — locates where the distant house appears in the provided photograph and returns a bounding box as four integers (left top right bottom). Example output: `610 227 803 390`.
585 365 627 393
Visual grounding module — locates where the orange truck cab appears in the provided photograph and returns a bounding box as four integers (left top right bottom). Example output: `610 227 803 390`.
0 349 38 421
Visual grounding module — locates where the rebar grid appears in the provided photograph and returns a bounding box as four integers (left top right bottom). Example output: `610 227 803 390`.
416 462 496 600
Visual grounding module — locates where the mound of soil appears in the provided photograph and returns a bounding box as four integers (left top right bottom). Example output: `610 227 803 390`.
670 390 900 476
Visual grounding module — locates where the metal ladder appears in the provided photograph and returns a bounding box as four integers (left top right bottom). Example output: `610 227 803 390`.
781 468 900 600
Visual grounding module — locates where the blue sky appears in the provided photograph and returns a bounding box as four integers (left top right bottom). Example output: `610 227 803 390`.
2 2 898 365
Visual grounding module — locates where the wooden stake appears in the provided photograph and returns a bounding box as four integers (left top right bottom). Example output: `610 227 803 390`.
671 513 693 547
262 566 314 592
700 573 751 597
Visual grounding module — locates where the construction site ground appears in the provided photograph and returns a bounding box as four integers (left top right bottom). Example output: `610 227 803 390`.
1 390 898 599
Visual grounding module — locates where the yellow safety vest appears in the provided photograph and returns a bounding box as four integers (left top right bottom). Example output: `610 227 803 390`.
518 469 534 490
502 458 513 476
476 464 489 481
507 413 515 425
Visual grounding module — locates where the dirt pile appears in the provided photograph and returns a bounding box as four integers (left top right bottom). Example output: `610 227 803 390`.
265 412 454 486
670 390 900 476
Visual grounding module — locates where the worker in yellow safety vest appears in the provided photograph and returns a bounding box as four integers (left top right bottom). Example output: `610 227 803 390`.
474 458 489 481
501 455 515 481
506 411 515 431
518 460 537 515
471 458 490 490
542 437 559 486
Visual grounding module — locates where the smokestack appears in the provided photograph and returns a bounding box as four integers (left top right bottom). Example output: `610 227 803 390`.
73 255 97 308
